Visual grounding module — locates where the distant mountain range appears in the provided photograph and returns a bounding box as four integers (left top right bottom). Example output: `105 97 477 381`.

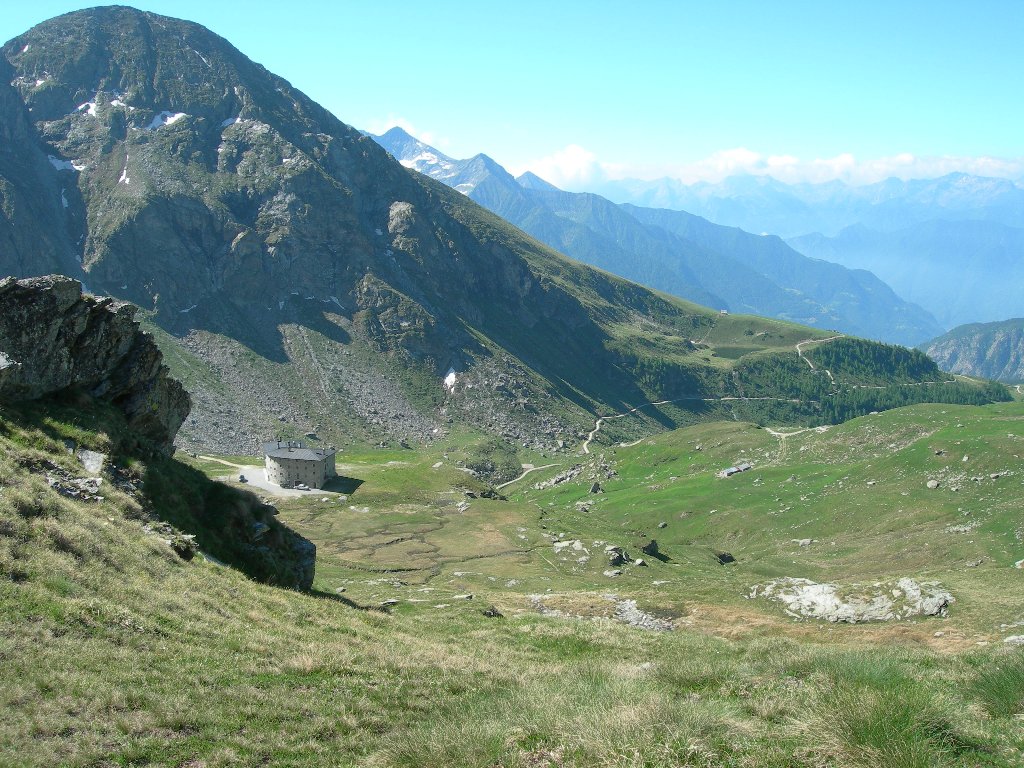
790 221 1024 329
595 173 1024 239
374 128 942 346
585 172 1024 330
2 7 974 454
922 319 1024 383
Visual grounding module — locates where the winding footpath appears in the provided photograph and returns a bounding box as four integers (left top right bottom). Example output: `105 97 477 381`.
577 333 843 456
496 463 560 490
795 334 843 383
582 399 684 454
581 394 813 454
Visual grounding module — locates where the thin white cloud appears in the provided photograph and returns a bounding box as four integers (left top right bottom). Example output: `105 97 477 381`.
520 144 1024 187
510 144 607 188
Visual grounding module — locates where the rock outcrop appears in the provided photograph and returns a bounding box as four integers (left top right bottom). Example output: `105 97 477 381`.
0 275 189 453
750 577 953 623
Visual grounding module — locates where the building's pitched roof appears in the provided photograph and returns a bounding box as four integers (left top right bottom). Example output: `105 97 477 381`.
262 441 335 462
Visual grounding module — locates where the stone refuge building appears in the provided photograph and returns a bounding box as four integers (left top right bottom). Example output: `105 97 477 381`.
263 440 337 489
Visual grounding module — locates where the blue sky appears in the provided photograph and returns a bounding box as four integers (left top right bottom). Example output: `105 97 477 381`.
3 1 1023 186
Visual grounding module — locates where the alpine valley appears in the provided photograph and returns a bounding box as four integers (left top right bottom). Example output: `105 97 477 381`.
2 7 1024 768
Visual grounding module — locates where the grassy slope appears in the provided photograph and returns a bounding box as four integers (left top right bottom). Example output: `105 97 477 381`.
4 398 1024 766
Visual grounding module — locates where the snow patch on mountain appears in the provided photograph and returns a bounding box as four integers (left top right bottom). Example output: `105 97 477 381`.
146 111 187 130
48 155 86 172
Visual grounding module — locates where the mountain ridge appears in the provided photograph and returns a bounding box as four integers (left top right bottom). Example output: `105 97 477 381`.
374 127 942 345
595 172 1024 238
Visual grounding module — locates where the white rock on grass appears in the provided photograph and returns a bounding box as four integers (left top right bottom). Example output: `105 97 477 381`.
1004 636 1024 645
750 577 954 623
553 539 587 554
76 449 106 474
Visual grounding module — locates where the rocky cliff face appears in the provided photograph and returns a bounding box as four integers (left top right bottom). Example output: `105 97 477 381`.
0 274 189 452
923 319 1024 383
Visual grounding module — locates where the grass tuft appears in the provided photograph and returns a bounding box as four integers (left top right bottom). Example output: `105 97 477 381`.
969 652 1024 718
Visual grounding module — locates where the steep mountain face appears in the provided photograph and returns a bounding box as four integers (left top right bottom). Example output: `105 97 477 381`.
790 221 1024 328
922 319 1024 383
374 128 942 345
0 54 85 279
0 9 997 454
597 173 1024 238
2 7 660 452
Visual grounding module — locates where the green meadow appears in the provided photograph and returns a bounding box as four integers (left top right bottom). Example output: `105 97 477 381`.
3 397 1024 766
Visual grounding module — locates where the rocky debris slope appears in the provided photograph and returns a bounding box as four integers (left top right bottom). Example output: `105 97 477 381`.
0 275 189 453
750 577 954 623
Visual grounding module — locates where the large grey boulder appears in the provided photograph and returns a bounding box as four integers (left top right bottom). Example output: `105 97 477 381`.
750 577 954 623
0 275 189 453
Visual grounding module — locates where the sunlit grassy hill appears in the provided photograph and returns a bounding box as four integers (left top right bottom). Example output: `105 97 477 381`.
3 393 1024 766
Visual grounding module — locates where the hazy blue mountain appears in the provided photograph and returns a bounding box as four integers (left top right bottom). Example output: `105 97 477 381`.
375 128 943 345
596 173 1024 238
790 220 1024 328
922 318 1024 383
621 205 942 345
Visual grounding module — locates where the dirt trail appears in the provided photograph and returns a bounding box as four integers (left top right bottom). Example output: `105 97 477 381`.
582 399 683 454
795 334 843 382
199 455 249 469
296 326 332 401
496 463 560 490
582 395 819 454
